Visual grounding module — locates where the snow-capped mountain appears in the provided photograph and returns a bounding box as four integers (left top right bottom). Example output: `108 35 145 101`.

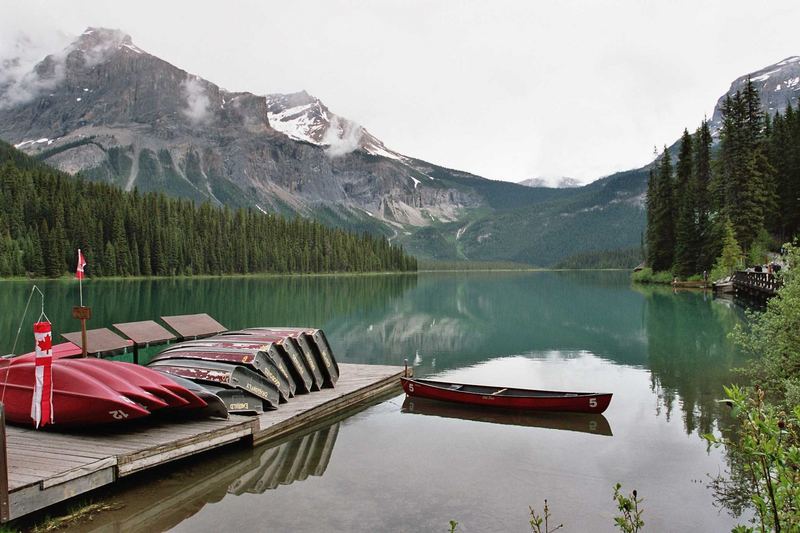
710 56 800 134
265 91 402 160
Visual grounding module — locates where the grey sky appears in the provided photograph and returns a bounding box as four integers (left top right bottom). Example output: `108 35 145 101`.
2 0 800 184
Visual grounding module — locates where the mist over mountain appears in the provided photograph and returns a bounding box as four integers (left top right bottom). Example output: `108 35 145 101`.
0 28 795 266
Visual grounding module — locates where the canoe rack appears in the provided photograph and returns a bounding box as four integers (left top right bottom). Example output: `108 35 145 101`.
59 313 228 363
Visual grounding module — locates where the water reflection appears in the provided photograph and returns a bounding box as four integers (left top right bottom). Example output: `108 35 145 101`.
638 285 748 437
328 271 649 367
76 422 340 533
0 275 417 355
401 396 612 436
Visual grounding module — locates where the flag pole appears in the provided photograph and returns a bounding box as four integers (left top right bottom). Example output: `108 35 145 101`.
73 249 90 357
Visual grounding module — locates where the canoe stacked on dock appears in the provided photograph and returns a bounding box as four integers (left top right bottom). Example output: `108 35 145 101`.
0 314 338 428
0 352 226 427
147 327 340 415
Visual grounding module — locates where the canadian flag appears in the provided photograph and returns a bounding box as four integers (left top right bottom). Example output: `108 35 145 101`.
76 249 87 280
31 321 54 428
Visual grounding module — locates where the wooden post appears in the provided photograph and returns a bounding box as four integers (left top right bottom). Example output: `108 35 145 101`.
0 404 10 523
72 306 92 357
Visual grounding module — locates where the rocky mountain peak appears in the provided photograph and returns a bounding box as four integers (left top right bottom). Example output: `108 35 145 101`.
710 56 800 133
73 27 134 52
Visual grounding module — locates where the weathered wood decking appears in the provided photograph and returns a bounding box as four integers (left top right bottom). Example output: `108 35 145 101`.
1 363 403 522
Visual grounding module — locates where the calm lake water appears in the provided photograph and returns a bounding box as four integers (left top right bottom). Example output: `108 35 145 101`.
0 272 750 531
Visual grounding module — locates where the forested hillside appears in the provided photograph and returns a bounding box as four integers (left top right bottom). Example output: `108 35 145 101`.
0 141 417 277
645 78 800 277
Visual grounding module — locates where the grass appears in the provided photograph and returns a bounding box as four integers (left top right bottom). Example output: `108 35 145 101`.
631 268 674 284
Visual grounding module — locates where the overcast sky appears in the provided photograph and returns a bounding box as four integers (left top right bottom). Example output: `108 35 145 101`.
3 1 800 184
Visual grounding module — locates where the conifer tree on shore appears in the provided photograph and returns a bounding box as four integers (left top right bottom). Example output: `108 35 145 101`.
0 141 417 277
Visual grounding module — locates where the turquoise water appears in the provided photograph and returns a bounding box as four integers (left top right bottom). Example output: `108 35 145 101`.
0 272 749 531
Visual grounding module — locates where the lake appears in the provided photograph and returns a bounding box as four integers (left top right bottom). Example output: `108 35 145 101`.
0 272 750 531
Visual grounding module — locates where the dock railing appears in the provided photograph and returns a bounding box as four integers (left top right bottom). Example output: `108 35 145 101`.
732 271 782 297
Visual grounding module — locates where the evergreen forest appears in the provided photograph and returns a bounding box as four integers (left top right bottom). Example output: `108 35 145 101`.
645 78 800 278
0 141 417 277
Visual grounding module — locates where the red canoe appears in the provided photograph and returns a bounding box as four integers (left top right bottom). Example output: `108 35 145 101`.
400 378 612 414
0 360 151 426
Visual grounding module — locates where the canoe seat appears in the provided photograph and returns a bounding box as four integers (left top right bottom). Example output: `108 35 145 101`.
449 384 463 390
492 388 508 395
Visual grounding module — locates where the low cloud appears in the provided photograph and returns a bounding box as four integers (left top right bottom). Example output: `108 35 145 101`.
0 31 70 110
323 116 363 157
181 77 213 125
0 28 124 110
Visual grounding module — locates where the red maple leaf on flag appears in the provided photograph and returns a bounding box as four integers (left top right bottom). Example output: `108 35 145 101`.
36 335 52 352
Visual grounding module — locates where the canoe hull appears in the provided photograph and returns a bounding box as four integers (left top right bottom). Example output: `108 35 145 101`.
0 361 151 427
401 378 612 414
150 348 293 402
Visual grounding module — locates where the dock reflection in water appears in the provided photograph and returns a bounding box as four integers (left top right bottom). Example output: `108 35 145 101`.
228 422 339 494
76 423 340 533
401 397 612 436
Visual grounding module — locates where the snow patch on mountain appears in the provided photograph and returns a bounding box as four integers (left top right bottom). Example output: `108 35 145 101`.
266 91 403 160
711 56 800 134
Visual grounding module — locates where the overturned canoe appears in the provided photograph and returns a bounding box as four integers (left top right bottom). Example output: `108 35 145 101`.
203 384 265 415
219 331 324 391
0 360 151 426
158 340 296 397
212 334 315 393
147 359 280 409
152 371 228 419
401 378 612 414
231 328 339 387
150 347 293 403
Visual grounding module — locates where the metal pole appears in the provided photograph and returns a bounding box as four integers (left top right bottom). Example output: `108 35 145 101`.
81 318 88 358
0 404 10 523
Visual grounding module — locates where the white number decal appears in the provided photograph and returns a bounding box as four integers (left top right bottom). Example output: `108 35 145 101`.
109 410 129 420
408 383 414 393
589 398 598 408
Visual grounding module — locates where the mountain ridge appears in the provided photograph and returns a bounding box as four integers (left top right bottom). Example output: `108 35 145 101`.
1 28 797 266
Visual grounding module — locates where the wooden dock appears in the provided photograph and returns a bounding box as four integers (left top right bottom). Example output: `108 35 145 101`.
732 270 782 302
0 363 403 523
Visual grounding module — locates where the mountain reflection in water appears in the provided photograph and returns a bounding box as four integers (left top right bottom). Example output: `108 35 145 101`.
401 396 612 436
75 423 340 533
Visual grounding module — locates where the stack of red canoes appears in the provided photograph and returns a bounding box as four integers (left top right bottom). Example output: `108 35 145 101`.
0 322 340 428
0 343 220 427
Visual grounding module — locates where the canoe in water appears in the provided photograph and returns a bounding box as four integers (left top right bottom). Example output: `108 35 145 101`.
401 378 612 414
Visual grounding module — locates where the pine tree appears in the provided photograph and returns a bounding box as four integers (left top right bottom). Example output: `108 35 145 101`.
693 120 715 273
673 129 695 277
647 147 675 272
710 217 743 281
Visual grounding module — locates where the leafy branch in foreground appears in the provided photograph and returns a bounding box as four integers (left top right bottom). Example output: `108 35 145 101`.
448 485 643 531
613 483 644 533
529 499 563 533
704 385 800 532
